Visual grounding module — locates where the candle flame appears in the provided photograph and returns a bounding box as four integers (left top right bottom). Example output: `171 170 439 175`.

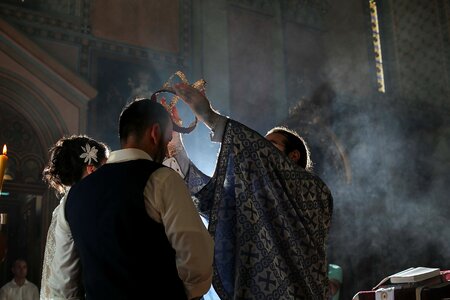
2 145 6 156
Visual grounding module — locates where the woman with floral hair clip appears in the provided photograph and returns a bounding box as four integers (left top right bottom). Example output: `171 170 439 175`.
41 135 109 300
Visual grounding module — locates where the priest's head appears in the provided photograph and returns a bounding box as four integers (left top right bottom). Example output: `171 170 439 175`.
265 126 312 171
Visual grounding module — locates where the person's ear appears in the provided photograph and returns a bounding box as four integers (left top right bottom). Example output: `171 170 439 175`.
81 165 95 179
288 149 301 163
148 123 161 144
86 164 96 175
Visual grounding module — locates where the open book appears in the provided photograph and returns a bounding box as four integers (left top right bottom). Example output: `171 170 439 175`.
373 267 441 289
390 267 441 283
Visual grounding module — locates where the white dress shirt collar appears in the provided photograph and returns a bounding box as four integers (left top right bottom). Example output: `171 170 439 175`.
106 148 153 164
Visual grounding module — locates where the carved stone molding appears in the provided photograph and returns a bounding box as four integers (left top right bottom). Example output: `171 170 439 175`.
1 0 87 18
226 0 332 29
227 0 275 15
0 3 88 33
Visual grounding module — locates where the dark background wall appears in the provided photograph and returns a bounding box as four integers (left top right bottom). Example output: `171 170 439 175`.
0 0 449 298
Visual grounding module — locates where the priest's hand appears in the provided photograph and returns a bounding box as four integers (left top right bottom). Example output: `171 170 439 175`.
173 83 219 129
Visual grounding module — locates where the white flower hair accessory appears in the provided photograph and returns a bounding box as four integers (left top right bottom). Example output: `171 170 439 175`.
80 143 98 164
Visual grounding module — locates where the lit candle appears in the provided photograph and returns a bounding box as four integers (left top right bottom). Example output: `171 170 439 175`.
0 145 8 194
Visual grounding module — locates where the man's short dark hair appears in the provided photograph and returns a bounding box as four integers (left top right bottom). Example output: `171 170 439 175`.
119 98 171 143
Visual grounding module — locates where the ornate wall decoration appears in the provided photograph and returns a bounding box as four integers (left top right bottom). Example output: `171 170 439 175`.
0 104 46 186
0 0 192 78
389 0 449 106
90 0 182 53
369 0 385 93
1 1 193 152
280 0 331 29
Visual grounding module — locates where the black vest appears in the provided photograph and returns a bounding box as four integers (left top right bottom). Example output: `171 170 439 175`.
66 159 187 299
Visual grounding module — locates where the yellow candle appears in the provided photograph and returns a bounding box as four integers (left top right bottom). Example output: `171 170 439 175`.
0 145 8 194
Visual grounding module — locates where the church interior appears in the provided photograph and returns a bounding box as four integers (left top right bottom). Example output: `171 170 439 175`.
0 0 449 298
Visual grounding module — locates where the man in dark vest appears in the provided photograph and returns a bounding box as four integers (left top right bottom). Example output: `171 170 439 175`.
65 98 214 299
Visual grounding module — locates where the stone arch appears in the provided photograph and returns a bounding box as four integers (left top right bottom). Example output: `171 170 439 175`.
0 68 68 152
